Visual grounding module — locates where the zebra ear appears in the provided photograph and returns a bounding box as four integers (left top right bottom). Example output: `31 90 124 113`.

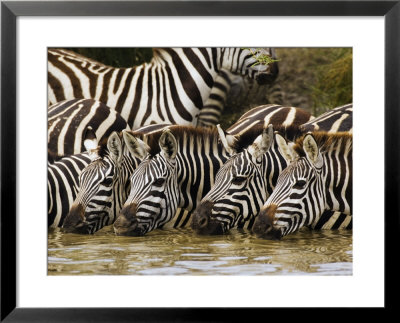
303 133 323 168
83 126 99 160
217 124 237 155
107 132 123 163
275 133 296 163
159 129 177 160
123 130 150 159
248 124 274 161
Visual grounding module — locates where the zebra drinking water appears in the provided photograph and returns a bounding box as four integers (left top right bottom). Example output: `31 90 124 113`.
61 124 170 234
191 103 352 235
252 131 353 239
48 48 279 128
113 105 312 236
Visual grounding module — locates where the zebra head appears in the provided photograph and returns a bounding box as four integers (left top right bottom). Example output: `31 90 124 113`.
114 129 179 236
62 129 142 234
221 48 279 85
253 132 335 239
192 124 274 235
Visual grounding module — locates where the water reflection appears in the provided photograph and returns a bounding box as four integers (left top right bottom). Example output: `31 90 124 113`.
48 227 352 275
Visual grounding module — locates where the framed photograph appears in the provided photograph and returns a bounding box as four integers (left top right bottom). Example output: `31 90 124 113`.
1 0 398 321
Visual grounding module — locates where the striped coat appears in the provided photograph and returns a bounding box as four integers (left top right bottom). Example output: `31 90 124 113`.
48 48 279 128
48 98 129 156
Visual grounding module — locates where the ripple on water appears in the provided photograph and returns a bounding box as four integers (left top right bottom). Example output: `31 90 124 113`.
135 267 189 275
48 229 353 275
310 262 353 275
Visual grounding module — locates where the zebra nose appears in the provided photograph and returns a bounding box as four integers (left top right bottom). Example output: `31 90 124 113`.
253 204 277 237
114 203 141 236
62 204 86 232
255 71 277 85
191 201 213 231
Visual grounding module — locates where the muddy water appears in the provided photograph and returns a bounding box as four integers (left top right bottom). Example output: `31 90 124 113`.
48 227 352 276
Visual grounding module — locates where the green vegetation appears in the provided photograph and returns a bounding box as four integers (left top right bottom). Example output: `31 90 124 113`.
310 48 352 115
276 47 352 116
242 48 280 67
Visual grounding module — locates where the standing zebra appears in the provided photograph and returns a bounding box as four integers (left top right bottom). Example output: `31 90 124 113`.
48 151 91 228
252 131 352 239
48 98 129 156
113 105 312 236
48 48 279 128
61 124 169 234
191 103 352 235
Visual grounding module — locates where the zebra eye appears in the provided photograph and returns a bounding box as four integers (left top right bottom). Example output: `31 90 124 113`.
153 178 165 187
102 177 113 187
293 179 306 189
232 176 247 185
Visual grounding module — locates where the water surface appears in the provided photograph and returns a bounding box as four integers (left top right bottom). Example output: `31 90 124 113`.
48 227 352 275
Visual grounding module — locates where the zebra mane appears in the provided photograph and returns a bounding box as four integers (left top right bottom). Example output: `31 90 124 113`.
231 124 304 153
293 132 353 157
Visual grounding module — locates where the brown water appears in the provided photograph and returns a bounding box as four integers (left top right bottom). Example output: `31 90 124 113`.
48 227 352 276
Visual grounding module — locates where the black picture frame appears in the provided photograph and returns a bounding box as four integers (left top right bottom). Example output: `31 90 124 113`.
1 0 398 321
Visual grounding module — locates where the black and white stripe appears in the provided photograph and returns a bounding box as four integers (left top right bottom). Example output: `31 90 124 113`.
191 107 313 234
113 105 312 236
253 132 352 239
300 103 352 133
48 152 91 228
61 124 169 234
113 125 229 236
48 48 279 128
48 98 129 156
191 103 353 235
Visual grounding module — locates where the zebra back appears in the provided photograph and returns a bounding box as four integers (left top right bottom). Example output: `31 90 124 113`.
48 98 129 156
226 104 314 137
300 103 352 133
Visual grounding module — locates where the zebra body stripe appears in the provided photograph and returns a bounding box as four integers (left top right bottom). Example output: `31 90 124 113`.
48 98 129 156
48 48 279 128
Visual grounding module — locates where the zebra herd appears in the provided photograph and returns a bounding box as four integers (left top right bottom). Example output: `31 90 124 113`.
48 47 352 240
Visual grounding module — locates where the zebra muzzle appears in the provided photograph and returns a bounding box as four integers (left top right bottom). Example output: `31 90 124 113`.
114 204 143 236
253 204 283 240
62 204 89 233
191 201 224 235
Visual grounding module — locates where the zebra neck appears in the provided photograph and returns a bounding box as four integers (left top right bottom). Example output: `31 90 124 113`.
175 134 228 211
261 142 288 196
322 142 352 215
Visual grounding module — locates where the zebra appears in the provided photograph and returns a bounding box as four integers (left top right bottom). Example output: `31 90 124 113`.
300 103 352 134
48 48 279 128
113 105 312 236
196 70 241 127
252 131 352 240
48 151 91 228
191 103 352 235
61 124 169 234
48 98 129 156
